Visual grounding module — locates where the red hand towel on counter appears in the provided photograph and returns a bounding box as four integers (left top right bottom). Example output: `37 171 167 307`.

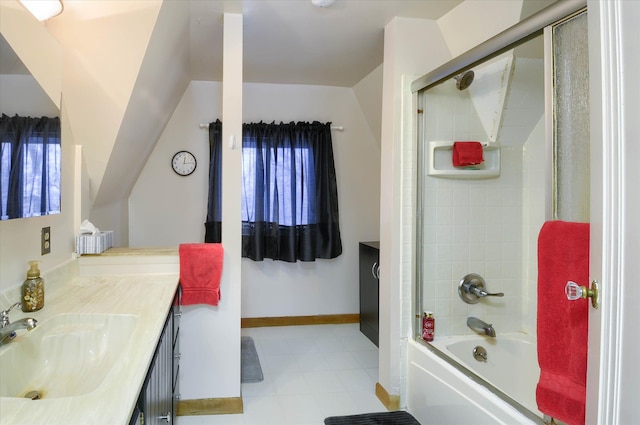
452 141 484 166
536 221 589 425
179 243 224 306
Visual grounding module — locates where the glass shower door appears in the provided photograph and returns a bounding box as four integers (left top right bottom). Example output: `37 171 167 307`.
551 11 590 222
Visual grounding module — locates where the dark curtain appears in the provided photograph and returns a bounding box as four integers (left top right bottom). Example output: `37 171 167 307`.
204 119 222 242
0 114 61 219
206 120 342 262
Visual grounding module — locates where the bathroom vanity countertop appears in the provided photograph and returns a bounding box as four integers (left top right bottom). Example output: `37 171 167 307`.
100 246 179 256
0 271 179 425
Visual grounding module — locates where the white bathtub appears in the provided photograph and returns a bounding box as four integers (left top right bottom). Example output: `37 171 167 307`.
407 333 545 425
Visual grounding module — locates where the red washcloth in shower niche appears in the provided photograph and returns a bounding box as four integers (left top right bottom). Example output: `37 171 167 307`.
179 243 224 306
536 221 589 425
452 141 484 167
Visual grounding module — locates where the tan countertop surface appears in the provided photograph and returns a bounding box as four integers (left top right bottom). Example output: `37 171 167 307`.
96 247 179 256
0 260 179 425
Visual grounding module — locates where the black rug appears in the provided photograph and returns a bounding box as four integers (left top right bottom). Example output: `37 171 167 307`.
240 336 263 383
324 411 421 425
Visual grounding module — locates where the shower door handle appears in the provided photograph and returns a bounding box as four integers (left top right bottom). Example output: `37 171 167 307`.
566 280 599 309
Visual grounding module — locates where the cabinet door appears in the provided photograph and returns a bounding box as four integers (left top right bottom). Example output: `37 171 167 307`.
132 286 181 425
359 242 379 347
143 314 173 425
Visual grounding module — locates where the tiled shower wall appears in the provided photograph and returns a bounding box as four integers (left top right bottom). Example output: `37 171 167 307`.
421 149 524 335
417 55 545 338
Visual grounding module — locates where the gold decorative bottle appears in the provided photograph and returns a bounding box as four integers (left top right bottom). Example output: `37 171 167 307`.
22 261 44 312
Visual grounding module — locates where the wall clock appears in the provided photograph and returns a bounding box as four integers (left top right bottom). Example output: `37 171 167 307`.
171 150 197 176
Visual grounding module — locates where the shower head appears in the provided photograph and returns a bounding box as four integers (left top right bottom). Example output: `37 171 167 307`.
454 70 475 90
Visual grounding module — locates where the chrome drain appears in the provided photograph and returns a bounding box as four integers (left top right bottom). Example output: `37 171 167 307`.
472 346 488 362
24 390 41 400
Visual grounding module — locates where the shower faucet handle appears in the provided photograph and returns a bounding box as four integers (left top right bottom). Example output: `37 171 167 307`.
458 274 504 304
470 286 504 298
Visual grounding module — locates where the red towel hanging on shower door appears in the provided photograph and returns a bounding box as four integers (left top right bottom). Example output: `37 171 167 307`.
536 221 589 425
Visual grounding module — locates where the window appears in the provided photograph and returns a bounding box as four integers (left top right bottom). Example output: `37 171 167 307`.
205 120 342 262
0 114 61 220
241 142 315 227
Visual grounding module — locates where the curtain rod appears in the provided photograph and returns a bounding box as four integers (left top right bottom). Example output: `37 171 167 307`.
198 123 343 131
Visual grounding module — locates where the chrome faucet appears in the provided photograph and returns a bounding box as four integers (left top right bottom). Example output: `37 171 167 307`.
467 316 496 338
0 303 37 346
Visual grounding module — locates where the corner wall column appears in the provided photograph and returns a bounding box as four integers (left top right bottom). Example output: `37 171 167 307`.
220 12 243 398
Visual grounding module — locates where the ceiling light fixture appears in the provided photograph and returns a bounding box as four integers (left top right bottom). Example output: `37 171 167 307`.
311 0 335 8
19 0 63 21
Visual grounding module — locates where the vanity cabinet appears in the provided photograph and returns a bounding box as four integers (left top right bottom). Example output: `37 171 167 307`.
130 286 181 425
142 312 173 424
172 286 181 416
359 242 379 347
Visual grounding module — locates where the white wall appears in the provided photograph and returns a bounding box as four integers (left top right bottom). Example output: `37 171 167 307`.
437 0 523 56
130 81 381 318
353 64 383 148
129 81 216 247
45 0 165 209
0 1 62 109
0 75 59 117
379 15 452 402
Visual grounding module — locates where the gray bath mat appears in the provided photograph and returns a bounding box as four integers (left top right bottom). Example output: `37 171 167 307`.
324 411 421 425
241 336 263 383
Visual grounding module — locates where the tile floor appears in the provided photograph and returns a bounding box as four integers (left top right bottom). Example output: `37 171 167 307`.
176 323 386 425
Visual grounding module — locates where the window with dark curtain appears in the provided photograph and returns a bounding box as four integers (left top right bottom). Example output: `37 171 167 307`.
0 114 61 220
205 120 342 262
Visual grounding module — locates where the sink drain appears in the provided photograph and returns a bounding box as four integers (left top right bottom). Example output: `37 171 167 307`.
24 390 41 400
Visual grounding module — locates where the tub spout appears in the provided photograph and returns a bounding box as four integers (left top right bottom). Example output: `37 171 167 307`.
467 317 496 337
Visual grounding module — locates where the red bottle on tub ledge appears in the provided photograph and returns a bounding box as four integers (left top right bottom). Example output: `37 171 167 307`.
422 311 435 342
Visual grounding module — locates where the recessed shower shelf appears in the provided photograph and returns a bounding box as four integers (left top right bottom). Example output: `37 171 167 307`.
428 141 500 179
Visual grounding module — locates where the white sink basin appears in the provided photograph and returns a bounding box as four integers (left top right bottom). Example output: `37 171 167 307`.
0 313 137 399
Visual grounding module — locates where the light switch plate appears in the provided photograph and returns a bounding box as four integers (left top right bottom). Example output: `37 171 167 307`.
41 227 51 255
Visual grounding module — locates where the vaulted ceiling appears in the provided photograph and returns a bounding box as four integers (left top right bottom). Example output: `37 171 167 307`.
3 1 468 84
1 0 555 223
188 0 464 86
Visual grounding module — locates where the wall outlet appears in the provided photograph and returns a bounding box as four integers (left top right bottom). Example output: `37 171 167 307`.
41 227 51 255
